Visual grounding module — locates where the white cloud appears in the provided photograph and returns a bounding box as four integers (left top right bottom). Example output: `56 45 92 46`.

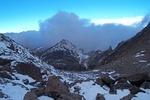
91 16 144 26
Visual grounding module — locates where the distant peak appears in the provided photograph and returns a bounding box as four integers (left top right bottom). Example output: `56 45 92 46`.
59 39 70 44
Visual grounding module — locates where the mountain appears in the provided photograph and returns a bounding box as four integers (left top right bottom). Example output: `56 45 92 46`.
40 39 88 71
0 34 84 100
1 27 150 100
97 23 150 74
87 47 113 69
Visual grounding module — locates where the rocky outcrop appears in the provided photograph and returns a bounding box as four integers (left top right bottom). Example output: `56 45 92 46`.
15 62 42 81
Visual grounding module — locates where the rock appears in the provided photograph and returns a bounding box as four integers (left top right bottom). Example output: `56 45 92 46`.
96 74 115 87
141 81 150 89
0 58 12 66
30 87 45 97
120 94 135 100
96 77 104 86
96 93 105 100
15 62 42 81
127 73 149 87
129 86 145 94
22 79 29 85
0 71 13 79
57 93 83 100
23 92 38 100
45 76 69 95
74 86 81 94
114 78 132 89
109 85 117 94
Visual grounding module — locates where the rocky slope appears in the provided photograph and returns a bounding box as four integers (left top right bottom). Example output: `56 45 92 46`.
87 47 113 69
96 23 150 74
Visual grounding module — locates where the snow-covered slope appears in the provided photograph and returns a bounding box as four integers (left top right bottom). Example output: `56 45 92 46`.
0 34 44 67
0 33 53 99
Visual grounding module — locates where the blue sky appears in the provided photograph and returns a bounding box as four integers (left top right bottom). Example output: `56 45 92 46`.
0 0 150 33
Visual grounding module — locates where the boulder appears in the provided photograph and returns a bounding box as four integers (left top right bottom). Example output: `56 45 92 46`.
96 93 105 100
45 76 69 95
23 92 38 100
15 62 42 81
96 74 115 87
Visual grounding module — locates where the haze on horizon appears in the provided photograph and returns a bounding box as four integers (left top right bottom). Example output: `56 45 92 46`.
0 0 150 51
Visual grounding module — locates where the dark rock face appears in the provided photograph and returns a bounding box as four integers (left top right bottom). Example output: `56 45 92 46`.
15 63 42 81
96 93 105 100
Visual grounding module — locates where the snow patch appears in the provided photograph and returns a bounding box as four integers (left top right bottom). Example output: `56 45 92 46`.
71 81 130 100
0 83 28 100
38 96 54 100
